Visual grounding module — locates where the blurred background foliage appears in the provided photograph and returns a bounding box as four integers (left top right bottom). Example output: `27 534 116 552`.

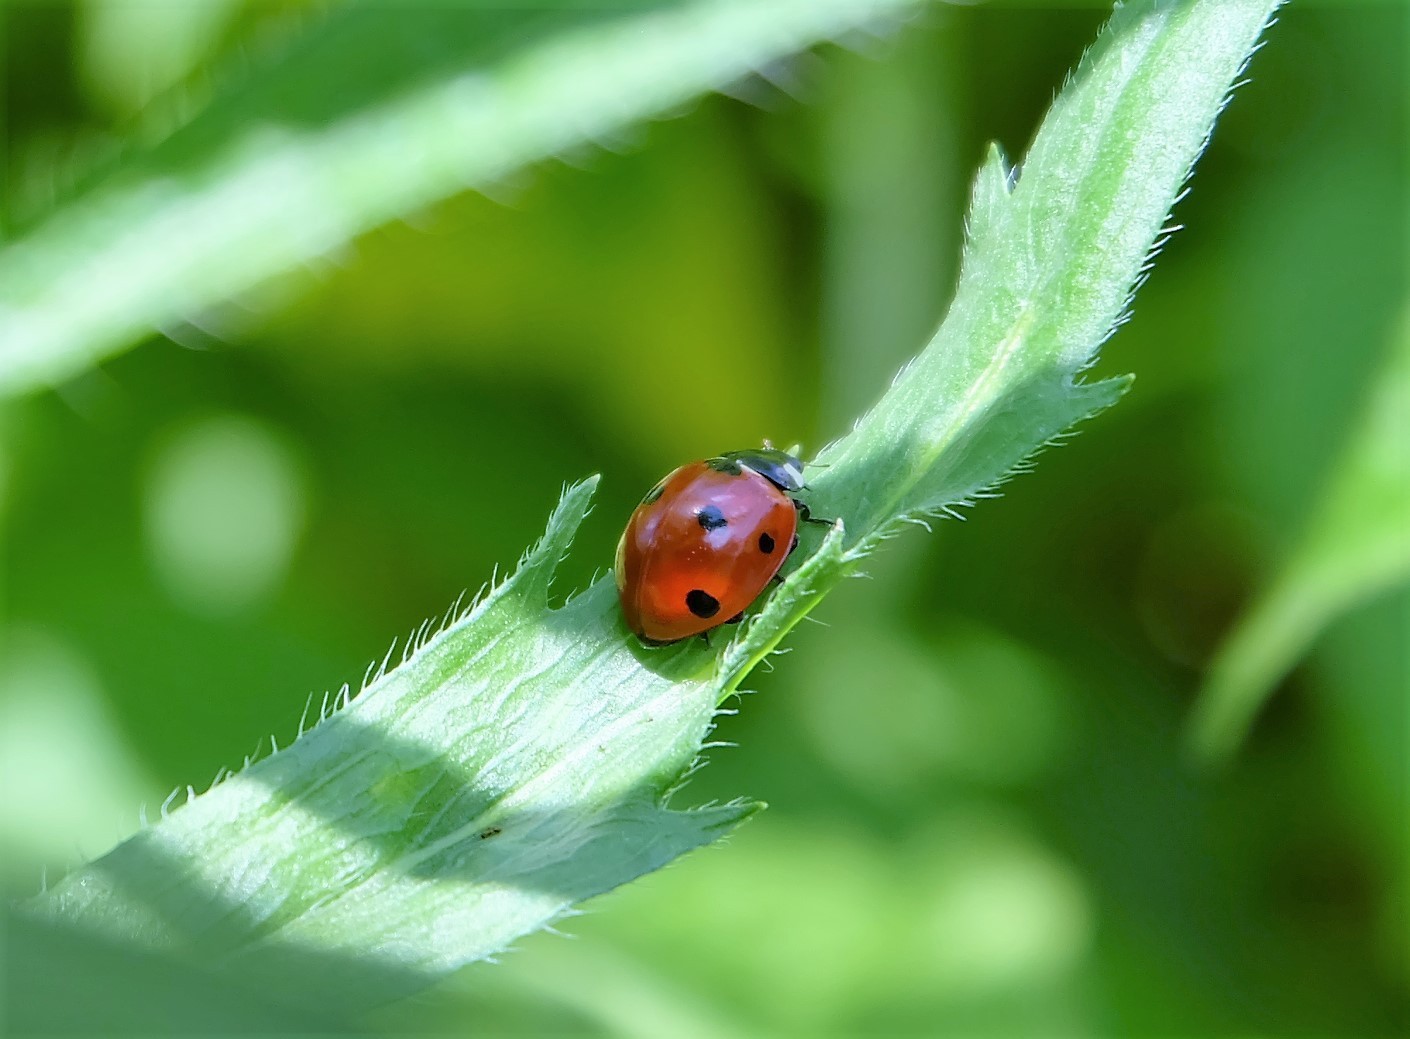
1 0 1405 1035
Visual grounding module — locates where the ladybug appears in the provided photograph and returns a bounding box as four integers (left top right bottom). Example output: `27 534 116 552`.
616 447 819 644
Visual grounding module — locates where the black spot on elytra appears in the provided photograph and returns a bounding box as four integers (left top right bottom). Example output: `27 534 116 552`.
697 505 727 531
685 589 720 619
758 532 775 554
641 480 666 506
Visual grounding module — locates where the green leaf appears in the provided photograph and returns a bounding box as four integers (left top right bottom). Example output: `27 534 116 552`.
1189 307 1410 764
808 0 1287 544
27 479 756 1008
19 0 1282 1016
0 0 923 397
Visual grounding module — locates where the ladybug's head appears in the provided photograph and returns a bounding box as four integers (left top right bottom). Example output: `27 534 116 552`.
712 447 806 493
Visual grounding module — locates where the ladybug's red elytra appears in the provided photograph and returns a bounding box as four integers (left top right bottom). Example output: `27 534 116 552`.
616 447 818 644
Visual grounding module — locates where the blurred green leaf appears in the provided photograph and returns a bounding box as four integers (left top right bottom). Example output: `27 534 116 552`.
465 816 1093 1035
19 0 1280 1018
1189 308 1410 763
77 0 242 117
0 0 922 397
0 628 160 885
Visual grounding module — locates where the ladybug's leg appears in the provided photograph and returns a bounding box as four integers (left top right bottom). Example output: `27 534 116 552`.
774 536 801 575
794 500 834 526
726 612 744 624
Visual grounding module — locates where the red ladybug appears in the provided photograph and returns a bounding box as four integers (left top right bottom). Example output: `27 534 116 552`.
616 447 816 644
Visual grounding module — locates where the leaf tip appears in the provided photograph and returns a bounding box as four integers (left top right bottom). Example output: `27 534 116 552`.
508 474 601 602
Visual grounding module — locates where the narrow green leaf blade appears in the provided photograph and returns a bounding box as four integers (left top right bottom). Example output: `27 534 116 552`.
1189 309 1410 763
